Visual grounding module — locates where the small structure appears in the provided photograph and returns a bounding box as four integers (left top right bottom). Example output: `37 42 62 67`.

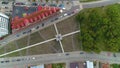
86 61 94 68
29 64 44 68
0 13 9 37
56 34 62 41
59 4 65 9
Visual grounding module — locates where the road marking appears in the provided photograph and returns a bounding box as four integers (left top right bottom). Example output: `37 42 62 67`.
59 40 65 53
54 23 59 35
54 23 65 53
62 30 80 37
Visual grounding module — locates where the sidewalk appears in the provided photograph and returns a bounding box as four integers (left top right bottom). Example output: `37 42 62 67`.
81 0 109 4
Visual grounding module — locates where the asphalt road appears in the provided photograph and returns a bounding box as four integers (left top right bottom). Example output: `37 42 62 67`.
0 51 120 68
82 0 120 8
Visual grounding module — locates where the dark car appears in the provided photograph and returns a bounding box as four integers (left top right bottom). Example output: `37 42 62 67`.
42 23 44 27
23 32 26 34
80 52 84 54
5 60 9 63
54 17 58 20
41 3 46 6
5 7 9 9
65 53 69 56
51 19 54 22
113 53 116 57
16 59 21 61
50 4 57 7
0 37 4 40
36 26 39 29
32 2 38 6
27 30 32 33
15 2 25 5
16 34 20 37
2 1 9 4
59 4 64 9
1 61 4 63
67 11 74 15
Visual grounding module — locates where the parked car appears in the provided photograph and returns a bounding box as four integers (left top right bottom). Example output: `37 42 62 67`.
54 17 58 20
16 34 20 37
5 7 9 9
80 52 84 54
2 1 9 4
67 11 74 15
1 61 4 63
32 2 38 6
15 2 25 5
113 53 116 57
27 30 32 33
36 26 39 29
41 3 46 6
59 4 65 9
65 53 69 56
50 4 57 7
0 37 4 40
51 19 54 22
16 59 21 61
23 32 26 34
42 23 44 27
5 60 9 63
63 13 67 16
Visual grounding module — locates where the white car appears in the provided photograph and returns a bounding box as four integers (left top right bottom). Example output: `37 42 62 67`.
63 13 67 16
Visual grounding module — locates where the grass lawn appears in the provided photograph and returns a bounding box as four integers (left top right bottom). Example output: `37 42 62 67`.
71 33 82 51
56 15 79 35
3 51 20 58
52 63 66 68
16 36 28 48
29 32 44 45
62 33 81 52
28 40 61 55
0 42 17 54
111 64 120 68
0 47 5 55
39 25 56 40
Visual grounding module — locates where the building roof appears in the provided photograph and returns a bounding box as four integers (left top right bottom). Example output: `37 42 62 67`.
0 13 9 19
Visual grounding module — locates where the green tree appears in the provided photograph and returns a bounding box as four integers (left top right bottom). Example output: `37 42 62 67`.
56 0 59 4
46 0 49 3
76 4 120 53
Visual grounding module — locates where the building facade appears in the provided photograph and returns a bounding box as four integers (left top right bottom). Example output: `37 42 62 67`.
0 13 9 37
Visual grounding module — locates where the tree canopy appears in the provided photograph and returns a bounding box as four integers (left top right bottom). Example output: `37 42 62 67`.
76 4 120 53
